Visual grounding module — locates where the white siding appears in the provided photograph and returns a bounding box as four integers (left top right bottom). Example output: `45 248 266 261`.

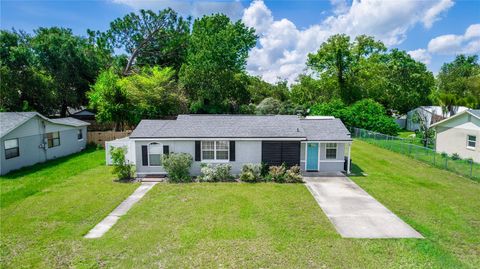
435 113 480 162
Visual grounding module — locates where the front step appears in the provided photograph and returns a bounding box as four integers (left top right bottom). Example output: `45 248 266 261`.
140 177 166 182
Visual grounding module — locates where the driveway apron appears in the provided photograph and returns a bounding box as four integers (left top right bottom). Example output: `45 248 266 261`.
304 176 423 238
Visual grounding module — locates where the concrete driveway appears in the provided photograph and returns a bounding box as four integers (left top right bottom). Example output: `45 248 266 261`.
304 175 423 238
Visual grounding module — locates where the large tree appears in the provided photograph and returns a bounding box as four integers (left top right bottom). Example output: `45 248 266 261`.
119 66 188 122
0 30 56 114
179 14 257 113
32 27 104 116
99 8 191 75
435 55 480 114
307 34 386 104
366 49 435 114
87 69 133 131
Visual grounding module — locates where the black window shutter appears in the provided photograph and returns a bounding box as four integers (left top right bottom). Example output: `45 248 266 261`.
195 141 201 161
229 141 235 161
141 145 148 166
163 145 169 155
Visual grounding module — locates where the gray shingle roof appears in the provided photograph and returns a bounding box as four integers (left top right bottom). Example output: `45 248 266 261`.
0 112 89 138
130 114 351 141
469 109 480 118
50 117 90 127
300 118 352 141
0 112 39 138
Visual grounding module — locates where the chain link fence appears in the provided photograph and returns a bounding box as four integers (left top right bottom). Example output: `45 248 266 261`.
350 127 479 181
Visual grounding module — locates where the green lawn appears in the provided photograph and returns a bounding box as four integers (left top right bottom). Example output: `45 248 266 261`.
1 141 479 268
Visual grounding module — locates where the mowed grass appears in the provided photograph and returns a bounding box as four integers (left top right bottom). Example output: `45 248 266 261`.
0 149 139 268
1 141 479 268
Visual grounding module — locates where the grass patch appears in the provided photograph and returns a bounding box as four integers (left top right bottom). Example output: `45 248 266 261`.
1 142 479 268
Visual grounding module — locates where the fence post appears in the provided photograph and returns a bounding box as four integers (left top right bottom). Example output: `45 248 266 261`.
445 158 448 169
470 160 473 178
408 144 412 155
433 151 436 166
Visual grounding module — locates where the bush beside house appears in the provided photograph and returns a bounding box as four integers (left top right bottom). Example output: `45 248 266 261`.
110 146 135 180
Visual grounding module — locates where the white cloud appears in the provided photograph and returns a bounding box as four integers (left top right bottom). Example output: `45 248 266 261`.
111 0 244 19
241 0 272 35
427 23 480 55
422 0 454 28
408 49 432 64
330 0 349 15
243 0 454 84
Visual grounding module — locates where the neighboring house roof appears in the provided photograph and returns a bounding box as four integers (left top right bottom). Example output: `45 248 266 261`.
430 109 480 128
130 114 352 141
408 106 469 117
72 108 96 116
0 112 90 138
50 117 91 127
469 109 480 119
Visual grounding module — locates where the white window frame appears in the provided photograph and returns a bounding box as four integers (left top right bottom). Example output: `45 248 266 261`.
47 132 60 148
325 143 337 159
4 138 19 159
467 135 476 149
201 140 229 162
77 129 83 140
148 142 163 166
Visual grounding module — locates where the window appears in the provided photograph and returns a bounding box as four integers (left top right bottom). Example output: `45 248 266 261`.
77 129 83 140
4 138 19 159
148 143 162 166
326 143 337 159
467 135 476 149
201 141 229 161
47 132 60 148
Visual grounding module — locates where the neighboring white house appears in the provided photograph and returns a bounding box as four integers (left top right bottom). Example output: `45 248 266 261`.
0 112 90 175
108 115 353 177
431 109 480 163
405 106 469 131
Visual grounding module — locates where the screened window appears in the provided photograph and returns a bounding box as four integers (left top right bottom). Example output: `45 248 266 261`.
149 143 162 166
47 132 60 148
4 138 19 159
77 129 83 140
202 141 229 161
467 135 476 149
326 143 337 159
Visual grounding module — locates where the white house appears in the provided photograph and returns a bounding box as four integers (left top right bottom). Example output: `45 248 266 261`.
406 106 469 131
0 112 90 175
431 109 480 162
107 115 353 177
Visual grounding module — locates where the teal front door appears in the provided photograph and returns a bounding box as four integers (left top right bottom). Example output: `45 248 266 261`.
306 143 319 171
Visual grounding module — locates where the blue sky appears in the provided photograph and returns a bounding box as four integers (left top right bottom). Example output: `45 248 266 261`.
2 0 479 83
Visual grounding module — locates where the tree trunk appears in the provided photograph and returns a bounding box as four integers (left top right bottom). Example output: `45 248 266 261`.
60 102 68 117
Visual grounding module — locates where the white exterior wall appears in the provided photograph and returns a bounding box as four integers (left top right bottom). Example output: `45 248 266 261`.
300 142 347 172
435 114 480 163
105 138 135 165
0 116 87 175
134 140 262 176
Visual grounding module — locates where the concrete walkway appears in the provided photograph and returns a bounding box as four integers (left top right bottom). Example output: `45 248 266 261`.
84 182 158 239
304 176 423 238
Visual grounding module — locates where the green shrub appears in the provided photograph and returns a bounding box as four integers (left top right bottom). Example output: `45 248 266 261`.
451 153 461 160
268 164 287 183
285 165 303 183
215 164 234 181
441 152 448 158
239 163 262 182
162 153 193 183
110 146 135 180
198 163 233 182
